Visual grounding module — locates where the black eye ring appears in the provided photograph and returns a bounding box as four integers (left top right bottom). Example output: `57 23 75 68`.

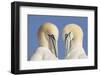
65 32 71 39
48 34 55 40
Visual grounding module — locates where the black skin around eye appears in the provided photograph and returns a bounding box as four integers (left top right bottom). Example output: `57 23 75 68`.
65 32 71 39
48 34 55 40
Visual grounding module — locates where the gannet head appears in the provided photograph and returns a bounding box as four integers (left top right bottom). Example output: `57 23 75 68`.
62 23 83 56
38 22 59 57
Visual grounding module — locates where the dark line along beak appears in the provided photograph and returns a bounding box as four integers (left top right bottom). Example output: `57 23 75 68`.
65 32 72 56
48 34 57 57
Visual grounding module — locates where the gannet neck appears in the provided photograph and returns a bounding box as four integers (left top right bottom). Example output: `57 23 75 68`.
70 41 82 51
38 32 49 48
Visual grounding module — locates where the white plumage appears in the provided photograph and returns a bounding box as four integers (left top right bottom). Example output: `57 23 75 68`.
62 24 87 59
31 22 59 60
31 47 58 60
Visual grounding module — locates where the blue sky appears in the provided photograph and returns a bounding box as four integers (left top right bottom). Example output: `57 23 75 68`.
28 15 88 60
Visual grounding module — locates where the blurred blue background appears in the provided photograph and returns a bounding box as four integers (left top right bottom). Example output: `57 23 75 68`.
28 15 88 60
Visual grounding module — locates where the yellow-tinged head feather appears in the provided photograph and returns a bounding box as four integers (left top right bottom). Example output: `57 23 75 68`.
63 23 83 41
38 22 58 47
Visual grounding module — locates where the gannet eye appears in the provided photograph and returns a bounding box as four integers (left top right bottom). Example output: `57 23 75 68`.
48 34 50 37
65 32 71 39
48 34 55 40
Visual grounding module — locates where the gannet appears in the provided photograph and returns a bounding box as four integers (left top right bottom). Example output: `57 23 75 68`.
62 23 87 59
31 22 59 60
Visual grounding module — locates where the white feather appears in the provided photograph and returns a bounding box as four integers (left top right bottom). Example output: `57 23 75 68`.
31 47 58 60
65 46 87 59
